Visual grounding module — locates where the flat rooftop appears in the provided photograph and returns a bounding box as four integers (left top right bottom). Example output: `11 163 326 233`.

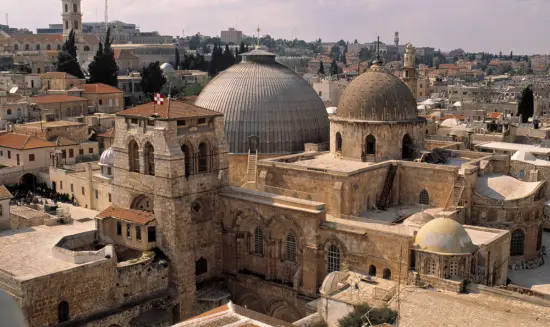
20 120 84 128
359 204 443 224
0 206 99 280
508 231 550 295
396 287 550 326
477 142 550 155
266 152 374 173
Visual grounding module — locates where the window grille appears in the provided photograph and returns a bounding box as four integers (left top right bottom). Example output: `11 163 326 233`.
285 233 297 262
510 229 525 256
254 227 264 255
327 244 340 273
419 190 430 205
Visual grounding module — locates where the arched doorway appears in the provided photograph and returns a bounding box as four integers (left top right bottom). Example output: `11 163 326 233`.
402 133 413 159
369 265 377 276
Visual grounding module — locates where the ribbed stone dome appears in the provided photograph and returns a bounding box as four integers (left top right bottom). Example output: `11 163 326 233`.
195 49 329 154
99 147 114 167
336 70 419 121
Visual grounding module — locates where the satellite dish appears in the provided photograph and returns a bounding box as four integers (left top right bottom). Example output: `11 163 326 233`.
9 87 18 94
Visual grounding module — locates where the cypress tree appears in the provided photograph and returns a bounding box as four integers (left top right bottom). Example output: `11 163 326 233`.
518 85 534 123
140 61 166 100
55 29 84 78
223 45 236 70
175 48 181 70
239 42 246 54
330 59 339 75
318 60 325 75
88 27 119 86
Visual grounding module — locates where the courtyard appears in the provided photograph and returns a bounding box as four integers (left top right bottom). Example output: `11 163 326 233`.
508 231 550 295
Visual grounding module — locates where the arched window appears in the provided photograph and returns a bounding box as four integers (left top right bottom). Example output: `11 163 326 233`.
131 195 153 212
285 233 297 262
14 44 18 51
84 45 90 51
128 140 139 173
419 189 430 206
383 268 391 280
254 226 264 255
58 301 69 323
195 257 207 276
425 258 436 275
73 3 78 12
144 142 155 176
182 144 193 176
366 134 376 155
510 229 525 256
327 244 340 273
335 132 342 152
47 44 51 50
65 20 68 30
369 265 377 276
65 4 68 12
198 142 209 173
36 44 40 50
7 109 11 115
519 170 525 179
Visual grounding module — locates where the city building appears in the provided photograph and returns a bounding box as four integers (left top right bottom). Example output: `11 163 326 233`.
0 49 549 327
221 28 243 45
83 83 124 114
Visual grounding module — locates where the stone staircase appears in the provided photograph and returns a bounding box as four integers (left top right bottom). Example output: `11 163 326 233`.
246 150 258 184
445 175 465 210
378 165 398 210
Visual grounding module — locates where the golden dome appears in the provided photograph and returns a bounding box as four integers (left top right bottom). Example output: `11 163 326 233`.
414 218 476 254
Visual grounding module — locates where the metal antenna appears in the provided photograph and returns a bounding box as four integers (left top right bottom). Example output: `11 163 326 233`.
104 0 108 28
256 26 261 49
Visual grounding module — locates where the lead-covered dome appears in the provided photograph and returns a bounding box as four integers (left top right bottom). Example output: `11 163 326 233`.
195 49 329 153
336 70 419 121
414 218 476 254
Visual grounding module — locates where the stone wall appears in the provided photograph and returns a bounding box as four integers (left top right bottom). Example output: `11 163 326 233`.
13 123 88 143
330 119 426 162
228 153 280 186
317 226 412 286
410 272 464 292
396 161 457 208
115 255 170 303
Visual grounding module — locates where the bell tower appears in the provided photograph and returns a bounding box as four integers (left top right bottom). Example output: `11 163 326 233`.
402 43 418 97
61 0 83 38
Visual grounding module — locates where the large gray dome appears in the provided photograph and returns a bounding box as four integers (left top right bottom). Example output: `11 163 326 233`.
336 70 419 122
195 49 329 154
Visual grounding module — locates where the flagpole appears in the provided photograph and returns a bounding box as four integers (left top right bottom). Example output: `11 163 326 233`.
167 81 172 118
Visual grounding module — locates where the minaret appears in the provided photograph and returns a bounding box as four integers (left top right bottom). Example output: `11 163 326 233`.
61 0 83 38
394 32 400 60
402 43 418 97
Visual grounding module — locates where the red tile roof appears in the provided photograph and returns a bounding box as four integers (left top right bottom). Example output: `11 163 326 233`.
9 34 99 45
117 100 222 120
32 95 87 104
97 206 155 225
97 127 115 138
0 133 55 150
83 83 123 94
0 185 13 200
487 112 502 119
439 64 459 70
442 114 465 120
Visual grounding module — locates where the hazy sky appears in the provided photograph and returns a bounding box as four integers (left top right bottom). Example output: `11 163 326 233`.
4 0 550 54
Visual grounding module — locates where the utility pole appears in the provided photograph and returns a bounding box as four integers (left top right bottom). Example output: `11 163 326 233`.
397 245 403 327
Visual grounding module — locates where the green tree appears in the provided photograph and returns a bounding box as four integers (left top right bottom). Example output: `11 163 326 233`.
208 44 223 77
342 45 348 65
359 47 372 62
175 48 180 69
518 85 534 123
88 27 119 86
239 41 247 54
189 34 201 50
55 29 84 78
318 60 325 75
330 59 339 75
184 83 204 96
140 61 166 100
222 44 236 70
201 43 211 54
338 304 397 327
330 45 341 59
337 39 346 47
